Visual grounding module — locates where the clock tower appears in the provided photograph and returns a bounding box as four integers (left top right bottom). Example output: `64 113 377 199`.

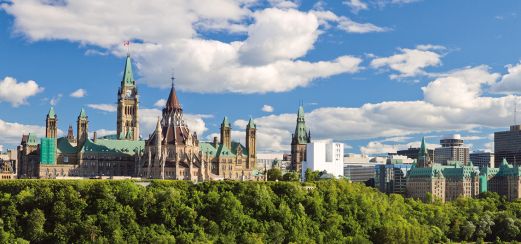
117 55 139 140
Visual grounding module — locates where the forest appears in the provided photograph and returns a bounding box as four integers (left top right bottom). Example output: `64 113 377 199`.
1 179 521 243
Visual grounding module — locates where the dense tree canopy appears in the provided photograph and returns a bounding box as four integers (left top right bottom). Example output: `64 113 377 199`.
1 179 521 243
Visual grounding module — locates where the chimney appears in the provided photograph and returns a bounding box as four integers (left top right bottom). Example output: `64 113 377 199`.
93 131 97 142
213 136 218 147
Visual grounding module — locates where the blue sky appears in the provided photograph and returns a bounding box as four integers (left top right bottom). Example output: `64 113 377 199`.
1 0 521 154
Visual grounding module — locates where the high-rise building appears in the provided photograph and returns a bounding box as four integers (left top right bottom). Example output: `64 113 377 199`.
470 151 494 168
434 134 469 165
495 125 521 166
375 160 413 194
302 141 344 180
290 105 311 172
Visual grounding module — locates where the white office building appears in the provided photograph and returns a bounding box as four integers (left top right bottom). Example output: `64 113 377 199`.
434 134 470 165
302 141 344 179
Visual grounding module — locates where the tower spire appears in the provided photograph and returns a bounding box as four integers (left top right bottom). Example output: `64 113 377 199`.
165 78 182 112
121 55 135 86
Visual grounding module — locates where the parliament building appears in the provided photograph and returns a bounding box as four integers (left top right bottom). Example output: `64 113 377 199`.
17 55 259 181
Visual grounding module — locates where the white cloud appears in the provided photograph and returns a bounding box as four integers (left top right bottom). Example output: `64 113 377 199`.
2 1 367 94
87 104 117 112
0 119 46 146
50 94 63 106
262 104 274 113
370 45 444 79
0 76 43 107
70 88 86 98
0 145 3 152
380 136 412 143
343 0 368 13
154 99 166 108
422 65 499 108
268 0 299 9
490 62 521 94
360 140 436 155
337 17 389 33
244 66 518 152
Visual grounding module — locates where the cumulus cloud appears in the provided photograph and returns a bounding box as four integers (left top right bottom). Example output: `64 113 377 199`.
244 65 519 152
154 99 166 108
343 0 368 13
262 105 274 113
0 76 43 107
370 45 444 79
87 104 117 112
2 1 370 94
70 88 86 98
0 119 47 146
49 93 63 106
490 62 521 94
360 140 437 155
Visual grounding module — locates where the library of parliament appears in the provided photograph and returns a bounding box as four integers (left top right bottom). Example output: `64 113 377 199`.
17 55 261 181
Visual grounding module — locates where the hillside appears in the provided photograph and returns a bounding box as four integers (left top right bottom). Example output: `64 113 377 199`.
0 180 519 243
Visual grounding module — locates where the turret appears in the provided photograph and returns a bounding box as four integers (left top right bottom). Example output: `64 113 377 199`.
417 137 431 168
246 117 256 169
220 116 231 149
117 55 139 140
45 106 58 138
77 108 88 146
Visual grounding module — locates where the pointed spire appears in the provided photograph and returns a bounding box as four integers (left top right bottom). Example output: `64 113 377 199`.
122 55 135 86
165 80 182 111
222 116 231 128
48 106 56 118
297 105 305 119
501 158 509 166
156 116 161 131
294 104 308 144
79 108 87 118
247 117 256 128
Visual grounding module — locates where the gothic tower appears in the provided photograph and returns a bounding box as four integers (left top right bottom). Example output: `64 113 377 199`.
417 137 432 168
45 106 58 138
66 125 76 144
77 108 88 146
246 117 256 169
117 55 139 140
220 117 231 149
291 105 311 172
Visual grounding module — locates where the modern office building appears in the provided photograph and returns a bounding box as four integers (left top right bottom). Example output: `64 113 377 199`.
495 125 521 166
375 158 413 194
470 151 494 168
302 141 344 180
343 154 378 184
434 134 470 165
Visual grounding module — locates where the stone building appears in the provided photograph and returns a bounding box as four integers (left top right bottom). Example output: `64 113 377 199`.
17 55 145 179
290 105 311 172
406 137 480 202
481 158 521 201
140 83 259 181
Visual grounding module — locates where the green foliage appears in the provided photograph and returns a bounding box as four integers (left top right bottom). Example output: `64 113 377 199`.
1 179 521 243
267 168 282 181
282 172 299 181
304 168 320 181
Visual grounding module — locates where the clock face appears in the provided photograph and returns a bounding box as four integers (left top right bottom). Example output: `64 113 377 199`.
126 90 132 97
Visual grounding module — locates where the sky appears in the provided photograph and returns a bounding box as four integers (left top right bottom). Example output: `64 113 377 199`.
1 0 521 155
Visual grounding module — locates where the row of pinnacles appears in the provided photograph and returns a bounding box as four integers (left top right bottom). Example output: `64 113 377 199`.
17 55 260 181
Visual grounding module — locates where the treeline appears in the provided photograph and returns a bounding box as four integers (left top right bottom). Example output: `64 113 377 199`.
0 180 521 243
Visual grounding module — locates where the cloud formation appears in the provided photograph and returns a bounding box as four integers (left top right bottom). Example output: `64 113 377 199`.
2 1 374 94
0 76 43 107
87 104 117 112
262 105 274 113
70 88 86 98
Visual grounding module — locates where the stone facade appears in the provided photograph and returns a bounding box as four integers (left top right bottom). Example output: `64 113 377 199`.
290 105 311 172
140 84 259 181
482 158 521 201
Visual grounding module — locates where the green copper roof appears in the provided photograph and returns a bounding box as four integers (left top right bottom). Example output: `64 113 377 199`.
222 116 231 128
79 108 87 118
419 137 428 158
122 55 135 86
199 141 248 157
408 165 445 178
57 137 78 154
294 105 309 144
247 117 256 128
27 133 39 146
48 106 56 118
81 138 144 156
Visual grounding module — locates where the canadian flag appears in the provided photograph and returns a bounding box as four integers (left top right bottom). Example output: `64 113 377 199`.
123 41 130 46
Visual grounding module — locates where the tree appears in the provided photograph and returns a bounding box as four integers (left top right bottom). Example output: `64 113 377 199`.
267 168 282 181
304 169 320 181
24 209 46 242
282 172 299 181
